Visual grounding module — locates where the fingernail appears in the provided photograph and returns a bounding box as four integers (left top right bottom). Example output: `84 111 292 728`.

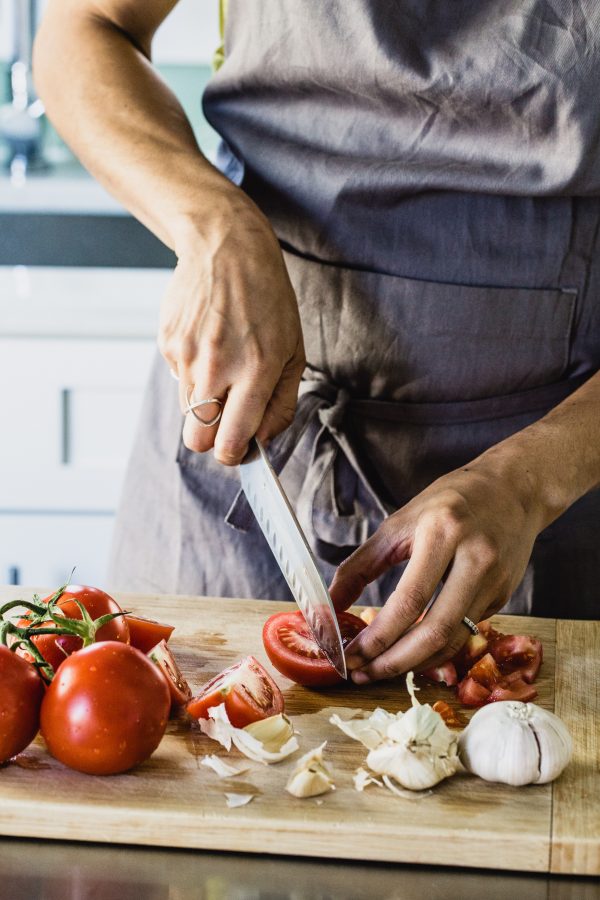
345 655 363 671
352 670 370 685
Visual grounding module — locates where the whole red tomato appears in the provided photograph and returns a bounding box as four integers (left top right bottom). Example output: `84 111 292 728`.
40 641 170 775
18 585 130 673
0 646 45 763
262 611 366 688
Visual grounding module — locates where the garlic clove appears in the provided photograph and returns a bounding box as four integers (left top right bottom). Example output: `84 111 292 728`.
367 737 461 791
199 705 299 764
286 742 335 798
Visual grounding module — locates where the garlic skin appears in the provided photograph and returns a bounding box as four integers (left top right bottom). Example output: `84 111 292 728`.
366 705 461 791
286 742 335 798
330 672 461 792
459 701 573 786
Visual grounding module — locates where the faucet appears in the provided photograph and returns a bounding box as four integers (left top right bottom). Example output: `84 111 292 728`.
0 0 47 182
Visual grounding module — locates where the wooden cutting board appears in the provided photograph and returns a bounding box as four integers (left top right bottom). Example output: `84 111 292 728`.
0 589 597 876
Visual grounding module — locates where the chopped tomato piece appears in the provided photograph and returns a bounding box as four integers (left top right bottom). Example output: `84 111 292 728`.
186 655 284 728
489 677 537 703
452 632 489 677
467 652 502 690
421 662 458 687
359 607 379 626
457 676 491 706
432 700 467 728
148 640 192 708
477 619 502 642
127 615 175 654
489 634 543 684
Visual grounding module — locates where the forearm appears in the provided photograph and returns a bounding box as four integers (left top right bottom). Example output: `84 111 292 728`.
473 370 600 529
34 1 237 254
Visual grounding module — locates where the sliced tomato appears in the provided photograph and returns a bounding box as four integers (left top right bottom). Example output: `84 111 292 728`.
148 640 191 708
186 655 284 728
456 676 491 706
421 661 458 687
489 634 543 684
262 611 366 688
452 632 489 677
432 700 467 729
477 619 501 642
489 677 538 703
127 615 175 654
467 652 502 689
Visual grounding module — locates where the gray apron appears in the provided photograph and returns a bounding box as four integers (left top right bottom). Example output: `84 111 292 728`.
109 1 600 619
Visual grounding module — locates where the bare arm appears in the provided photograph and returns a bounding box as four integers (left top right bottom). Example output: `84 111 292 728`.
331 371 600 682
35 0 305 462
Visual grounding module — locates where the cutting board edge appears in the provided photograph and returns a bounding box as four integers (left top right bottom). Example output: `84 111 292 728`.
0 807 552 873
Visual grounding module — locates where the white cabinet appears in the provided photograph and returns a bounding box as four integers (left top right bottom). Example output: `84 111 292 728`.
0 265 167 586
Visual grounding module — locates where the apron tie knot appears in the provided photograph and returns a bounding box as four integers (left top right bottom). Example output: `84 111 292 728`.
225 376 391 565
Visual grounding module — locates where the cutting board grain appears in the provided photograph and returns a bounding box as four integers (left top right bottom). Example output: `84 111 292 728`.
0 588 597 875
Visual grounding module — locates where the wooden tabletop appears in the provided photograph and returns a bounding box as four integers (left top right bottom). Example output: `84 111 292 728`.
0 588 597 877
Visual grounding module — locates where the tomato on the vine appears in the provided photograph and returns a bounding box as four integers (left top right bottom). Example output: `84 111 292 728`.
186 655 284 727
40 641 170 775
262 611 366 687
0 646 45 763
18 585 129 673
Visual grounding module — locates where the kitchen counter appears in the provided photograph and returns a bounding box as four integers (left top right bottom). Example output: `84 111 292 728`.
1 837 596 900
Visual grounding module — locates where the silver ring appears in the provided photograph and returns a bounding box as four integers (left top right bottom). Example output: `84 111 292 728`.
185 386 223 427
462 616 479 636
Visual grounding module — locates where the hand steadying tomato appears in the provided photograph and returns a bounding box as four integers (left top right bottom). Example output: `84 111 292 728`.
127 615 174 654
17 584 129 673
0 647 45 763
41 641 170 775
186 655 284 727
262 611 366 688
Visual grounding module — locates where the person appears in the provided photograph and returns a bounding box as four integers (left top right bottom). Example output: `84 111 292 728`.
34 0 600 686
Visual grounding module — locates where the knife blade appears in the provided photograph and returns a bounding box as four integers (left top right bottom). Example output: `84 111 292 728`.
239 437 347 679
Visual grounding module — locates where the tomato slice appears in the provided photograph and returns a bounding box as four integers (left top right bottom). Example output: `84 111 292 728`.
186 656 284 728
262 611 366 688
421 662 458 687
452 632 489 677
148 640 192 708
127 615 175 654
489 676 538 704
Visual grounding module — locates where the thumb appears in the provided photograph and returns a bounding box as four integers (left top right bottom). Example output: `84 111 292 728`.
329 519 406 611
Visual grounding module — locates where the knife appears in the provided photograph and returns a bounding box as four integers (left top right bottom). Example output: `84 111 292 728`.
239 437 347 679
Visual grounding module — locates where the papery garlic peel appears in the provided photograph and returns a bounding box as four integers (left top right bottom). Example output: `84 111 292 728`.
458 701 573 786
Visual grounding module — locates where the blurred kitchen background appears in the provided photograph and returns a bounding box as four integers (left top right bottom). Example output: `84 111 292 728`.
0 0 220 586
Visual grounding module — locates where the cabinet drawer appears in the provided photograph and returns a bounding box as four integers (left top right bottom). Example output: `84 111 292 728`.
0 338 157 511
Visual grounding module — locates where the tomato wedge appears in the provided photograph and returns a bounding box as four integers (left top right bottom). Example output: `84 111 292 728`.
127 615 175 654
489 634 543 684
148 640 192 708
186 655 284 728
262 610 366 688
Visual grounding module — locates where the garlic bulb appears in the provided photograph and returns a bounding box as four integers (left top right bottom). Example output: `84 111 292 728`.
286 742 335 798
459 701 573 786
